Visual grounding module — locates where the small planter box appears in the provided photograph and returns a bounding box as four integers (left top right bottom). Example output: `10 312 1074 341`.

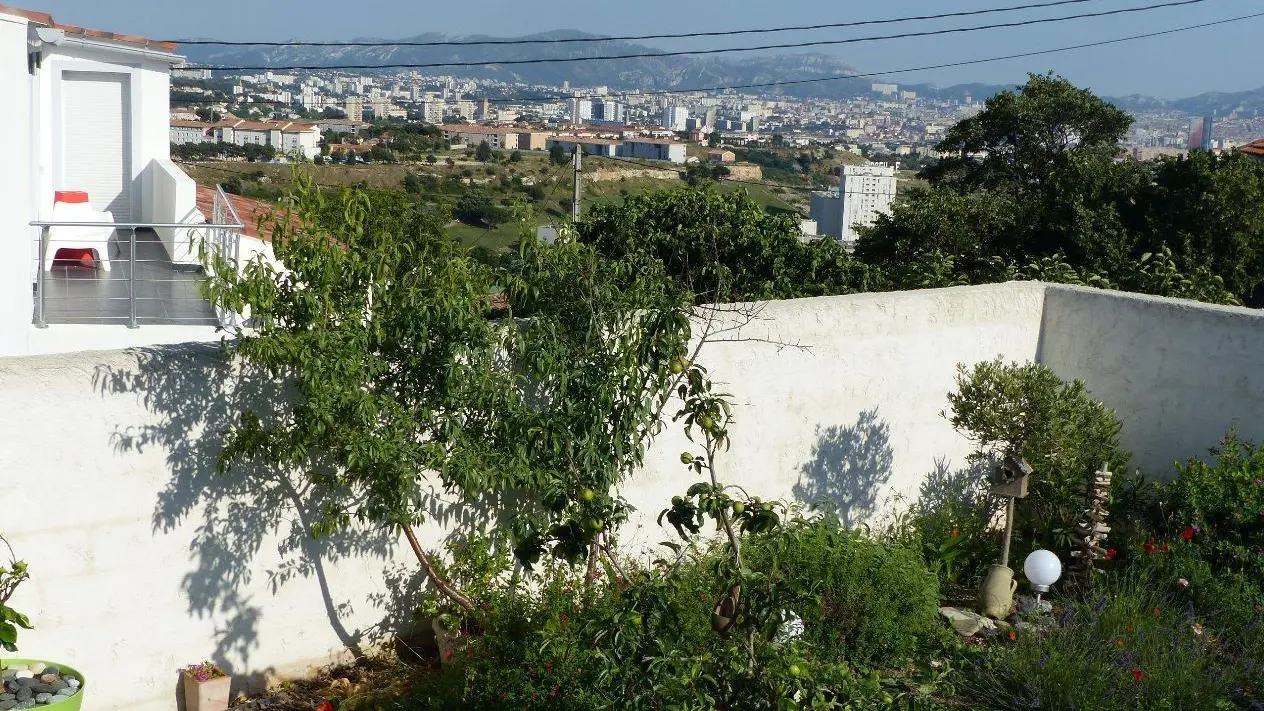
1 658 86 711
182 670 232 711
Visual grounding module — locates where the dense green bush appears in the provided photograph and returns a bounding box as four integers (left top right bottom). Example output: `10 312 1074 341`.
1155 430 1264 583
398 517 951 711
745 519 949 666
946 358 1131 557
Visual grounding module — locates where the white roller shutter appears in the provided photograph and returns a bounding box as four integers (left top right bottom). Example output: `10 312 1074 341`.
61 72 132 222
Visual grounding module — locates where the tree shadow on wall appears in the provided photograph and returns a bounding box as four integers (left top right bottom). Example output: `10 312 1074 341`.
792 408 894 528
91 344 487 700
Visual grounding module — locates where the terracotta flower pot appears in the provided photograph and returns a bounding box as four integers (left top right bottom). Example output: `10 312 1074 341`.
182 671 232 711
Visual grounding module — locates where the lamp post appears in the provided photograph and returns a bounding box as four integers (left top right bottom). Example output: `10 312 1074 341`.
1023 549 1062 605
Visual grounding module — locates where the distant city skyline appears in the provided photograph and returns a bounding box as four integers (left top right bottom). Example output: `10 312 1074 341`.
26 0 1264 99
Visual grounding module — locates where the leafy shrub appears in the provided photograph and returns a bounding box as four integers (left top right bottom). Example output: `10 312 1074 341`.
399 517 952 710
961 557 1264 710
892 463 1003 591
946 358 1130 556
1156 429 1264 582
746 518 949 666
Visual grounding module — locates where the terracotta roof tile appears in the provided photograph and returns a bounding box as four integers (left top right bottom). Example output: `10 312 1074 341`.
1239 138 1264 158
0 5 178 52
195 184 299 243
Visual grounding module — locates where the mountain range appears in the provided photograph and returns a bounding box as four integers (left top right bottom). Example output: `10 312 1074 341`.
180 30 1264 115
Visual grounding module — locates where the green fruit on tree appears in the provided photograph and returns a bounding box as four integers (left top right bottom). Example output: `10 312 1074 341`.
788 664 802 678
732 502 745 514
672 495 684 506
580 488 595 502
680 451 694 465
628 613 642 626
699 415 715 431
588 518 604 532
670 359 686 374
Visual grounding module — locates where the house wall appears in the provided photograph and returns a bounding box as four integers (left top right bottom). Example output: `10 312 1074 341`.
143 157 202 265
1038 284 1264 477
0 12 35 356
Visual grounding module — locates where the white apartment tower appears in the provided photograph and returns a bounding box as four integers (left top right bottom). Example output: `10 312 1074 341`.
809 164 897 244
662 105 689 131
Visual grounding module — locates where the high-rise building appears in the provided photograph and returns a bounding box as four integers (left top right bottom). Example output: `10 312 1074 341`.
592 99 624 124
662 105 689 131
417 100 444 124
704 107 717 129
344 97 364 122
1188 115 1214 151
810 164 898 243
570 97 593 123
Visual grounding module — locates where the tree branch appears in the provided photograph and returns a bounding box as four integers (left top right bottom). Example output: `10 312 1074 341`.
401 524 475 610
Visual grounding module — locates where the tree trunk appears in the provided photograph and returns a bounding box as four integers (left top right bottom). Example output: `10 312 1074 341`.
402 525 475 610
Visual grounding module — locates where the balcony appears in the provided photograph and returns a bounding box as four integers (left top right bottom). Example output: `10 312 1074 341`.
31 185 244 329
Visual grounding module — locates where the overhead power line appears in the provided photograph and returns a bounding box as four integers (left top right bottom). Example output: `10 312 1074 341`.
173 0 1108 47
175 11 1264 107
191 0 1210 71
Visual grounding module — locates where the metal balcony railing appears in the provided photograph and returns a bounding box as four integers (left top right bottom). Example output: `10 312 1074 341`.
31 186 244 329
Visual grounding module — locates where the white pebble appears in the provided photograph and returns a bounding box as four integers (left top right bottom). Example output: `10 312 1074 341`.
65 680 79 689
14 671 33 680
26 665 44 675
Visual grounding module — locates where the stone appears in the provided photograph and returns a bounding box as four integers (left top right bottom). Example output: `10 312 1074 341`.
0 701 14 711
1017 595 1053 615
64 680 78 689
31 695 48 705
29 685 53 695
939 606 997 638
2 666 25 673
10 674 30 682
47 682 65 693
13 687 29 703
35 677 53 687
36 671 54 680
13 680 34 689
0 693 12 701
24 667 42 677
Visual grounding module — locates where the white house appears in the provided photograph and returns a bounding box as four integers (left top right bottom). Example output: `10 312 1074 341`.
809 164 897 244
213 118 319 159
0 5 246 357
170 118 211 145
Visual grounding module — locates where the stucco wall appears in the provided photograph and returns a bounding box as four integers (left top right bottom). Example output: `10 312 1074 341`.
1039 284 1264 477
619 283 1048 549
4 282 1264 710
0 13 35 356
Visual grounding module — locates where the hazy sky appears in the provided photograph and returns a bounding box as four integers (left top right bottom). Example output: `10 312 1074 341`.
29 0 1264 98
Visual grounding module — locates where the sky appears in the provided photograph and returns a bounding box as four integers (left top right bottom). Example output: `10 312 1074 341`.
28 0 1264 98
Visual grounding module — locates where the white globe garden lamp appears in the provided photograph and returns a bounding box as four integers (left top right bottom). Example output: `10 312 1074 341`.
1023 549 1062 603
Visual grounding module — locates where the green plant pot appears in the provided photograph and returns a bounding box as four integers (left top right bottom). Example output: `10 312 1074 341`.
1 658 85 711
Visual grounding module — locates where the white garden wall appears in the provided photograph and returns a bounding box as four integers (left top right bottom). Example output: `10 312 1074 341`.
2 282 1263 710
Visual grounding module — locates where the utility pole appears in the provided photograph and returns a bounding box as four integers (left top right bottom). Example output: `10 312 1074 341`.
571 146 583 224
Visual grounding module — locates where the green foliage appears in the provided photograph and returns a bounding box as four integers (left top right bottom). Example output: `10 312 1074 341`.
579 185 873 303
205 173 695 575
682 162 731 186
475 141 493 162
1156 430 1264 582
549 142 569 166
172 141 276 162
857 73 1264 306
0 534 32 652
453 188 505 227
509 150 523 163
945 358 1130 555
961 561 1264 710
892 469 1003 590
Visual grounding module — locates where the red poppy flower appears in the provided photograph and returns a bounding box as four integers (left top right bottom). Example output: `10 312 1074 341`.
1143 540 1156 554
1114 638 1125 648
1105 547 1117 560
1181 527 1195 541
1007 630 1016 641
1131 668 1145 682
1161 542 1170 553
1153 607 1162 617
951 527 960 538
317 702 334 711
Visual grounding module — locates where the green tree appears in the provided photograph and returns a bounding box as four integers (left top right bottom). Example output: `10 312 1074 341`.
926 72 1133 195
203 175 696 609
549 142 569 166
475 140 493 162
453 188 504 227
579 186 872 303
509 150 523 163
